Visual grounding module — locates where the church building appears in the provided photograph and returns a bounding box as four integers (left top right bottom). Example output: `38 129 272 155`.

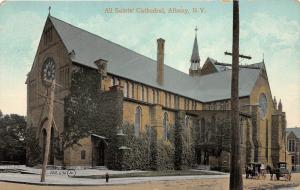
26 15 287 170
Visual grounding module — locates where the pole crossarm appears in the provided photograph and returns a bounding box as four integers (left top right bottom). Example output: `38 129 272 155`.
214 62 260 69
225 51 252 59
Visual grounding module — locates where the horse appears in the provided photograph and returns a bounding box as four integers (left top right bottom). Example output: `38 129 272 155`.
266 165 276 180
245 164 258 179
245 165 253 179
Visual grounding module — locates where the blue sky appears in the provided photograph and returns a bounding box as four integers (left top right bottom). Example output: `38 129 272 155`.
0 0 299 127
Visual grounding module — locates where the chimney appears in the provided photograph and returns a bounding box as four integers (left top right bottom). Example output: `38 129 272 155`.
157 38 165 85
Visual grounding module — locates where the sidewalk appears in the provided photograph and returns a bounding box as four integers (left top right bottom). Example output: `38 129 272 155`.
0 165 144 176
0 172 229 186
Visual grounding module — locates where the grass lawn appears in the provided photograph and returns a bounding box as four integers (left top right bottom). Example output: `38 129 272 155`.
73 170 223 179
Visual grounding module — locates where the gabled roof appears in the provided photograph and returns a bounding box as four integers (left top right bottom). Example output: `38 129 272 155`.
49 16 262 103
286 128 300 138
203 57 230 73
249 62 265 69
196 68 261 102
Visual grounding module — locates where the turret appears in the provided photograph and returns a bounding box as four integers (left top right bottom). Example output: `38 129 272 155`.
189 27 201 77
278 99 282 112
273 96 277 110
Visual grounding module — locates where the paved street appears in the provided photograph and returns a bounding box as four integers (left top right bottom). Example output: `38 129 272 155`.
0 174 300 190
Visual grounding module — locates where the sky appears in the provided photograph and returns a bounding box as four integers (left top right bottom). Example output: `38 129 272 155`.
0 0 299 127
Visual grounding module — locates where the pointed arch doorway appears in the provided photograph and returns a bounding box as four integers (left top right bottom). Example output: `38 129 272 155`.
92 134 108 167
40 119 55 165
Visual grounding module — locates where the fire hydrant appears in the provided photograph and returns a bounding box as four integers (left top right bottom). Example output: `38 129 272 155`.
105 172 109 183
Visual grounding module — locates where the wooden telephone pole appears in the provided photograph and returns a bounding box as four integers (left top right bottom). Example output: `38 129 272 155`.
40 80 56 182
230 0 243 189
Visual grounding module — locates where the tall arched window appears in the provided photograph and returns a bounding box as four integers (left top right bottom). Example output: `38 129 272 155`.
185 115 190 143
165 92 168 107
212 115 216 133
142 86 144 101
81 150 86 160
163 112 168 140
123 82 128 97
115 78 119 86
201 118 206 142
110 77 114 86
132 83 135 99
134 106 142 137
196 120 201 139
146 87 148 102
185 115 190 128
128 82 132 98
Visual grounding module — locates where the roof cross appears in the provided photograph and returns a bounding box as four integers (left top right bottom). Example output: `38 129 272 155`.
195 26 198 36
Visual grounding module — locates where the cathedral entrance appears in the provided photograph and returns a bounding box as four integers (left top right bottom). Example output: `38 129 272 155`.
96 141 105 166
41 120 55 165
196 149 202 165
92 134 107 167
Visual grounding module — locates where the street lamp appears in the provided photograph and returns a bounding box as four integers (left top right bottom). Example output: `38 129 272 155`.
116 128 131 170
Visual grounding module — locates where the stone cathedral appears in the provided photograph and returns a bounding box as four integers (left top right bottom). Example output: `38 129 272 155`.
26 15 287 170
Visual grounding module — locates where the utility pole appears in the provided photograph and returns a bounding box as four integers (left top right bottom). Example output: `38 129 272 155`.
40 80 56 182
230 0 243 189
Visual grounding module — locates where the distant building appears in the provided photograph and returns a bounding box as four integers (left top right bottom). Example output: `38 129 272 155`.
286 128 300 171
26 15 287 170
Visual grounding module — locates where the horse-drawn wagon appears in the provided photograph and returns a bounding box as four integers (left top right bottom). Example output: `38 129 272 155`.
245 162 266 179
273 162 291 181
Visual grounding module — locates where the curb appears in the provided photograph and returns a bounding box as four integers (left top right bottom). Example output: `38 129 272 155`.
0 179 135 186
1 178 299 189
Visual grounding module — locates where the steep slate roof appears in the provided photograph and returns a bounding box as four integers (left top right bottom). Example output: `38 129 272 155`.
286 128 300 138
49 16 262 103
196 68 260 102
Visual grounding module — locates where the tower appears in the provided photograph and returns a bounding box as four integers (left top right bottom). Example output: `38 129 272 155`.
189 27 201 77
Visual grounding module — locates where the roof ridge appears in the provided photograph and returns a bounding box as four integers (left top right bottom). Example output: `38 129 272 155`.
49 15 191 77
198 67 261 79
49 16 155 61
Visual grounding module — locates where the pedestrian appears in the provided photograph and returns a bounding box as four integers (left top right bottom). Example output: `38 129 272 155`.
105 172 109 183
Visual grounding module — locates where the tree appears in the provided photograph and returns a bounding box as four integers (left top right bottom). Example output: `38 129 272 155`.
196 117 231 170
62 68 102 149
230 0 243 189
0 112 26 163
174 112 183 170
215 118 231 170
